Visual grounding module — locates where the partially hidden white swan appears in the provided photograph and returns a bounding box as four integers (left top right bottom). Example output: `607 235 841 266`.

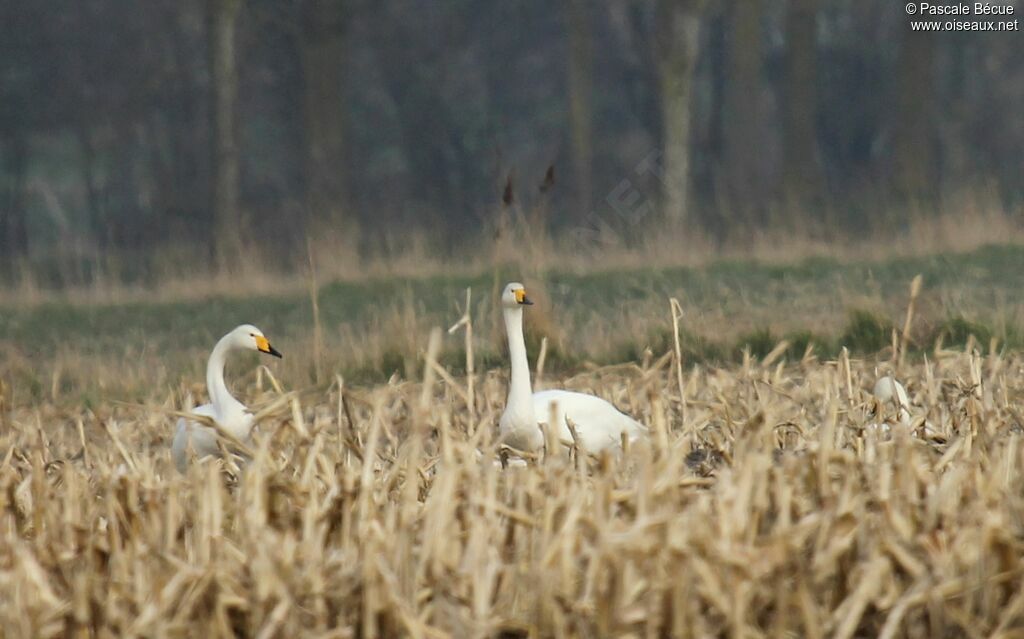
869 374 940 439
171 324 282 472
872 375 911 427
498 282 647 455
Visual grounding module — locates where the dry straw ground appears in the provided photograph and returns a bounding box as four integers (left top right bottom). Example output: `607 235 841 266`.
2 314 1024 637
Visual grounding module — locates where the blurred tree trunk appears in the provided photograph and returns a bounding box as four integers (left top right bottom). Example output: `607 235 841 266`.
207 0 244 269
893 28 935 201
656 0 704 226
565 0 592 218
300 0 348 236
0 135 29 265
76 126 106 249
699 10 725 202
168 5 211 243
781 0 822 205
721 0 763 222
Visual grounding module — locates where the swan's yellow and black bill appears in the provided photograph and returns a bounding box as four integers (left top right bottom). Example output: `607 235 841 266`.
255 335 283 358
514 289 533 305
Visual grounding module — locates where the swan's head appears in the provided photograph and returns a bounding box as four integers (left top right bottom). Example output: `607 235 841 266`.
230 324 282 358
501 282 533 309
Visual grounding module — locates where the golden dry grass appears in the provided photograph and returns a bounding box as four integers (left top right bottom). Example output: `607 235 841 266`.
2 332 1024 637
3 195 1020 308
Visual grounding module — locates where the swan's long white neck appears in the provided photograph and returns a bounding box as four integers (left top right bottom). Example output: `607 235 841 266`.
503 306 534 412
206 334 242 417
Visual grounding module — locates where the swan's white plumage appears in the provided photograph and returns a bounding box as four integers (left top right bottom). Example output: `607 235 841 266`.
172 404 243 473
171 324 280 473
872 375 911 426
869 374 940 439
532 389 647 452
498 282 647 455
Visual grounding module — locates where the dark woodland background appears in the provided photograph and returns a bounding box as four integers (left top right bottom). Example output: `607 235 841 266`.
0 0 1021 283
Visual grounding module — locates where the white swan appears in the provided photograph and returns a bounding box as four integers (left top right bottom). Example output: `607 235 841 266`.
498 282 647 455
872 375 911 426
871 374 940 440
171 324 282 472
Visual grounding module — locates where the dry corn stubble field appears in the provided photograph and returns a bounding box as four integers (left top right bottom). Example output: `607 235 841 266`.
3 315 1024 637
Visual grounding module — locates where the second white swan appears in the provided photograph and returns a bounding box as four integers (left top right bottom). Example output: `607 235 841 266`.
498 282 647 454
171 324 282 472
872 375 911 427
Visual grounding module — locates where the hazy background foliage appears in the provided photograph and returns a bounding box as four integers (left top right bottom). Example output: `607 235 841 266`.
0 0 1020 287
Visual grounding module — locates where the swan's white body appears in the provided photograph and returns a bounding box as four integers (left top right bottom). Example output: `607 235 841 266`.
498 283 646 454
869 375 940 439
532 389 647 452
171 324 281 472
872 375 911 426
